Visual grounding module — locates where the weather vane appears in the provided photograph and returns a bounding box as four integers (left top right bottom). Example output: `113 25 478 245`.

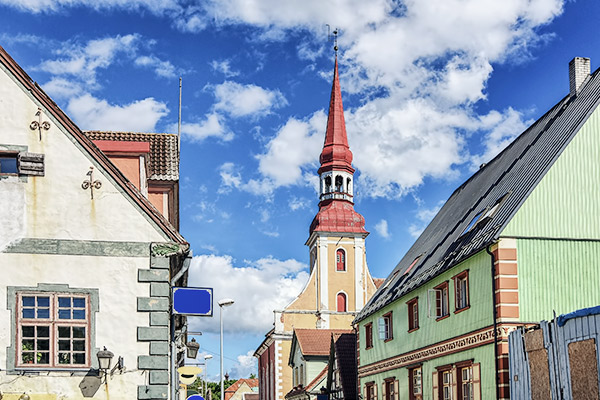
326 25 339 54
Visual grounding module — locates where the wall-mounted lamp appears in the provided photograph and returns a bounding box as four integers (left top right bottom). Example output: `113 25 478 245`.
97 347 114 382
19 394 30 400
187 337 200 359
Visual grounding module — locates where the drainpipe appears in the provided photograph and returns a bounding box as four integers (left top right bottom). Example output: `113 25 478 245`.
170 249 192 400
486 244 500 400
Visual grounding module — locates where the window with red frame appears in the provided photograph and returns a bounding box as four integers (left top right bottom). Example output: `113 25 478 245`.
407 297 419 332
365 322 373 349
453 271 470 312
16 292 90 368
434 282 449 320
409 367 422 400
336 249 346 271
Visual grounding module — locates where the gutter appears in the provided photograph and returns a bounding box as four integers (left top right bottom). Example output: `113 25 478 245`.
486 244 500 400
170 248 192 400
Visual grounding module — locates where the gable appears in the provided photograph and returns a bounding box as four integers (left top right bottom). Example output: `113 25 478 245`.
0 46 185 248
502 104 600 239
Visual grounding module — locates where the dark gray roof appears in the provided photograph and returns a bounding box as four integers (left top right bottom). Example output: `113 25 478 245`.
355 67 600 323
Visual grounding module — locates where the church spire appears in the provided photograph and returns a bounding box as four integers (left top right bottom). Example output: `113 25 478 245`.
309 57 367 235
318 57 354 175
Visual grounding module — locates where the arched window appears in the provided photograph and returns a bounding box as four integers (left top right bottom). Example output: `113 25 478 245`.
324 176 332 193
347 178 352 194
335 175 343 192
337 292 347 312
336 249 346 271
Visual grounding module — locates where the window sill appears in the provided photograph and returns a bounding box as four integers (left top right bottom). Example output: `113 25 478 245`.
384 337 394 343
407 327 419 333
435 314 450 322
10 367 93 376
365 346 373 350
454 306 470 314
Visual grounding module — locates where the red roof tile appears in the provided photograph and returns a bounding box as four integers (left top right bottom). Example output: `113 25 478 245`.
294 329 352 356
310 200 368 234
85 130 179 181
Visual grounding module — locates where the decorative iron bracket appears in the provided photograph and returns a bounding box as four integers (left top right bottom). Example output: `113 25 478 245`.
29 108 51 141
81 167 102 199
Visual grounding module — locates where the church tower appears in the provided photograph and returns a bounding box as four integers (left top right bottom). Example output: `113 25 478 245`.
255 57 378 400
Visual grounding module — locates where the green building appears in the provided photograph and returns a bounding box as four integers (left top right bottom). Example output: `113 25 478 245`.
354 56 600 400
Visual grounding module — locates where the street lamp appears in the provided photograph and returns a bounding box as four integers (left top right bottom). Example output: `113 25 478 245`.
204 354 213 398
186 338 200 359
218 298 234 400
97 347 114 382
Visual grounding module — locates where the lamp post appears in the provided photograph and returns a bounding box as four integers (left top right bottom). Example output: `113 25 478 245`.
218 298 234 400
97 347 114 382
204 354 213 399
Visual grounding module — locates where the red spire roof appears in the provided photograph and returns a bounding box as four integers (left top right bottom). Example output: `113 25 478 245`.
309 58 367 236
319 57 354 175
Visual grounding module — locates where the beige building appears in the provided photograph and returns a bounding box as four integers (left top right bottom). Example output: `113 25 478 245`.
254 58 379 400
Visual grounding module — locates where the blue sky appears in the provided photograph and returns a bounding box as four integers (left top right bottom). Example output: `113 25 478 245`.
2 0 600 380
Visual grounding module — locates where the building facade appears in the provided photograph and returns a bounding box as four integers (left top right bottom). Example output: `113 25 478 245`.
354 57 600 400
255 58 379 400
0 45 189 399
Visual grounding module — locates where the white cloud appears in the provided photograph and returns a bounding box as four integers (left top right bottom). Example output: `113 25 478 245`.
37 34 140 89
210 60 240 77
230 350 257 378
213 81 287 119
218 162 243 194
471 107 533 169
134 55 177 79
408 202 443 238
289 197 310 211
374 219 390 239
256 111 326 188
187 254 310 334
176 113 234 143
66 93 168 131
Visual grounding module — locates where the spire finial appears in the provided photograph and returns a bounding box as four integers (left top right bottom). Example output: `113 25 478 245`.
326 25 339 55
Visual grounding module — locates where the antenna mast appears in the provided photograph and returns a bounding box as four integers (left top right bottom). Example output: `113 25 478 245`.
178 77 182 156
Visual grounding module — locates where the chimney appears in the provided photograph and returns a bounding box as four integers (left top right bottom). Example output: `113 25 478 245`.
569 57 590 95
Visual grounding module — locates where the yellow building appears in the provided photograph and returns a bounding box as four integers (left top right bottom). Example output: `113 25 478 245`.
254 58 379 400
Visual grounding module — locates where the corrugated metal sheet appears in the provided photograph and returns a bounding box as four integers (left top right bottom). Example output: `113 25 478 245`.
509 310 600 399
355 65 600 323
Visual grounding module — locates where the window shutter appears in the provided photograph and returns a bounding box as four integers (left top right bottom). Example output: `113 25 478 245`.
374 382 378 400
451 367 458 400
18 152 45 176
382 382 386 400
393 380 399 400
473 363 481 400
379 317 386 340
432 372 439 400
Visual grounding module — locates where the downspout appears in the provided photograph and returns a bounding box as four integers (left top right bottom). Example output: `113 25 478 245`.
171 248 192 400
486 244 500 400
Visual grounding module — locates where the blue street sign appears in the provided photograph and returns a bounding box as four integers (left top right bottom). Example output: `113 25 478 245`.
187 395 204 400
172 287 213 316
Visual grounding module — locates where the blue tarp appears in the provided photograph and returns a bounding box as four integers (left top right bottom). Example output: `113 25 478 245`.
557 305 600 327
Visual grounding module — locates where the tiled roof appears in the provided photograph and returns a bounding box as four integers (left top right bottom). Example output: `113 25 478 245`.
84 130 179 181
0 45 186 245
225 378 259 400
373 278 385 289
332 333 357 400
356 62 600 323
310 201 367 235
295 329 353 356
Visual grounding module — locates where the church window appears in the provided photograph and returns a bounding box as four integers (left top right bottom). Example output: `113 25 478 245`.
337 292 347 312
335 175 343 192
324 176 332 193
336 249 346 271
